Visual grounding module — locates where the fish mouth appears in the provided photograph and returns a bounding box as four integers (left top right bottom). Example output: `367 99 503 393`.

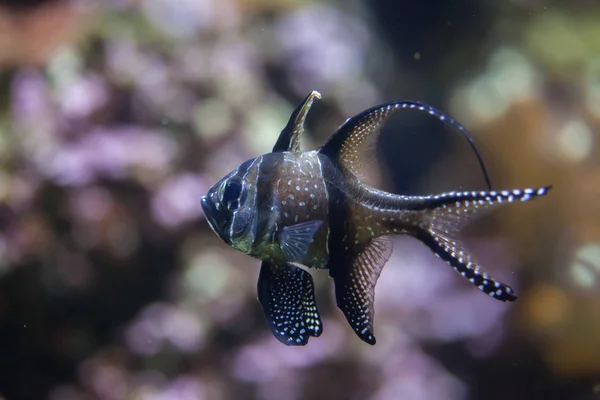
200 196 230 244
200 196 210 212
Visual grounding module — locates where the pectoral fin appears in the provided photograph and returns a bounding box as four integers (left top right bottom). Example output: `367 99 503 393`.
272 90 321 152
279 220 323 262
330 236 393 345
257 261 323 345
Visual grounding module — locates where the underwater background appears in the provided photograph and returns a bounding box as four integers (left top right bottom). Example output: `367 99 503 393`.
0 0 598 399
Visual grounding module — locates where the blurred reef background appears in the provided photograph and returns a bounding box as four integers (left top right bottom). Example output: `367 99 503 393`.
0 0 598 399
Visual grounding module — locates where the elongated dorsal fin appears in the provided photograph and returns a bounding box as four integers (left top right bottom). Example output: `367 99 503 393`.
318 101 492 190
272 90 322 153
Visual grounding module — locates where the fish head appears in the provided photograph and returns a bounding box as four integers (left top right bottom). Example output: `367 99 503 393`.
201 158 259 254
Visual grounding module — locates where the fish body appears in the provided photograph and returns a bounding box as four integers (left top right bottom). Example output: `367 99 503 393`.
200 91 551 346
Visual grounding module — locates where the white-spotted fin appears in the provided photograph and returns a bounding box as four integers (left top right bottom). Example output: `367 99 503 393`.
320 100 493 190
331 236 393 345
420 186 552 301
257 261 323 345
279 220 323 262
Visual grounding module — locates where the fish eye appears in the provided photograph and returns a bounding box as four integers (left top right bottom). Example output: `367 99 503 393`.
221 177 245 211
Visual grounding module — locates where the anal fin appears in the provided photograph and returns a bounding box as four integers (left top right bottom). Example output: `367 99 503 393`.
330 236 393 345
257 261 323 345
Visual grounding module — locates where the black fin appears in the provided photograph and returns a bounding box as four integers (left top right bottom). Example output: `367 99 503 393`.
272 90 321 153
330 236 393 345
418 186 552 301
318 101 492 190
279 220 323 262
257 261 323 346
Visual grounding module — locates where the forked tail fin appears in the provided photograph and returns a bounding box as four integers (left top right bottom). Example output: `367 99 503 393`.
416 186 551 301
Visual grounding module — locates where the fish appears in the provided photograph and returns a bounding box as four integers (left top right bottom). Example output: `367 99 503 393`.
200 90 551 346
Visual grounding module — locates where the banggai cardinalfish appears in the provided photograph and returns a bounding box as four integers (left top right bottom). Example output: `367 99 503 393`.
200 91 551 346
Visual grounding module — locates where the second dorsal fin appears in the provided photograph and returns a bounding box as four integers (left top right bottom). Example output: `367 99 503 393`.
318 101 493 190
272 90 321 153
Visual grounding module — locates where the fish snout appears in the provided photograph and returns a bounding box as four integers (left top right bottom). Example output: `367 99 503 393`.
200 195 218 226
200 194 230 243
200 195 210 214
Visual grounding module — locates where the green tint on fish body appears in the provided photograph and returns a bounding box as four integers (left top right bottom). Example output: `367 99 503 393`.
200 91 552 346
